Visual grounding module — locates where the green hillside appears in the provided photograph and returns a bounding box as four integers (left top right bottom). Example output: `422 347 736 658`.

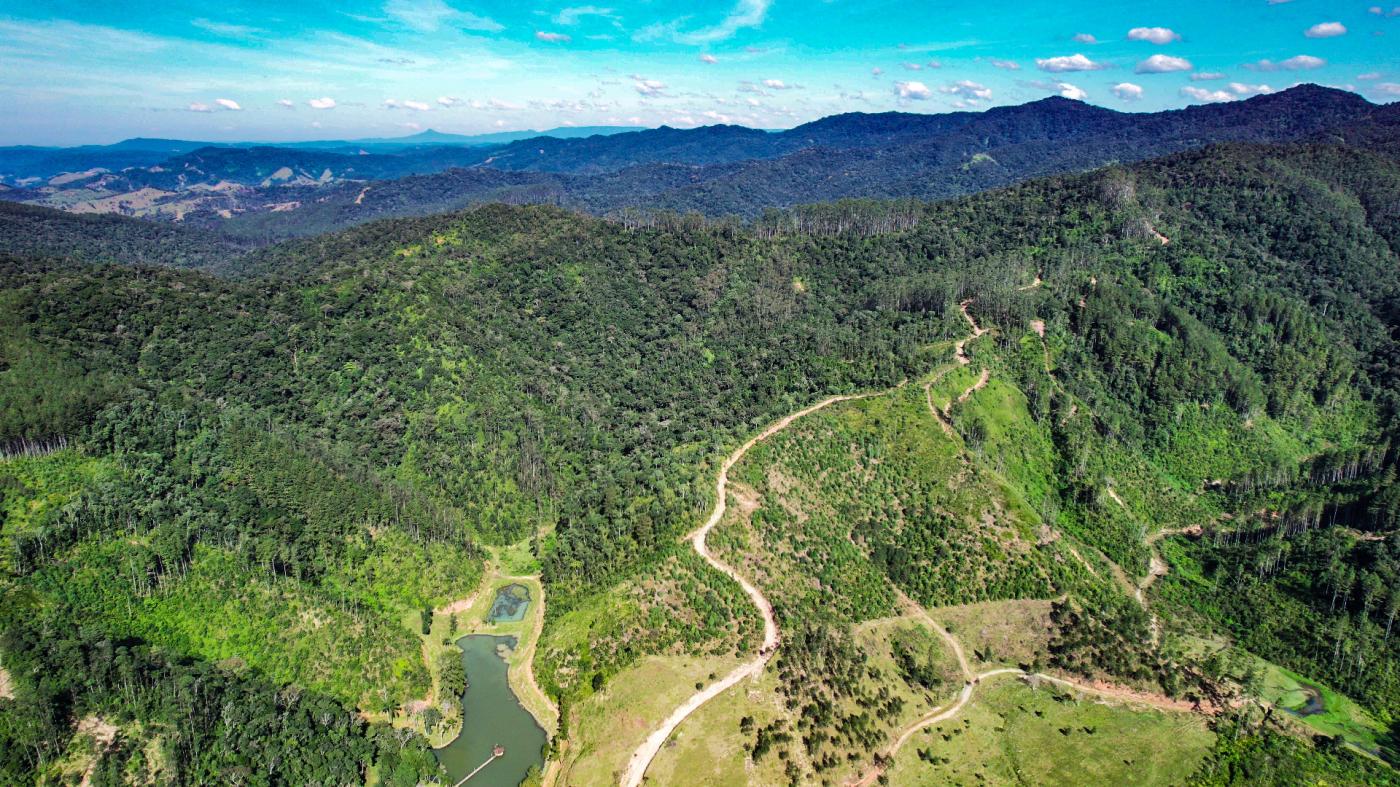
2 140 1399 784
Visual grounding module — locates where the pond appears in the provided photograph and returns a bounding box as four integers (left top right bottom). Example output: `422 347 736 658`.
488 584 532 623
434 635 546 786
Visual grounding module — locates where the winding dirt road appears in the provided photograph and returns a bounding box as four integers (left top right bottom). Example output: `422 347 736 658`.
620 390 893 787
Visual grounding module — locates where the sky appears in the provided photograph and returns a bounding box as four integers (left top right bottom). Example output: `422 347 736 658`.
2 0 1399 145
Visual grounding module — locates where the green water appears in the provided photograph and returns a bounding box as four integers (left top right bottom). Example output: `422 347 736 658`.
434 635 546 786
488 584 531 623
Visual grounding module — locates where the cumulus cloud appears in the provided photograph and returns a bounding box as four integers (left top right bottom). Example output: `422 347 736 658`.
1073 33 1097 44
1229 82 1274 97
536 31 572 42
1181 86 1235 103
437 96 463 107
902 62 923 70
1370 6 1400 17
1249 54 1326 71
215 98 242 111
277 99 295 109
988 58 1021 70
1305 21 1347 38
941 79 992 102
1374 82 1400 95
633 77 667 96
763 78 796 89
187 102 212 112
1136 54 1193 73
894 80 932 100
1036 53 1107 72
308 97 336 109
699 53 718 63
926 59 942 69
1127 26 1181 44
1055 82 1088 100
382 0 502 33
385 98 432 111
1112 82 1144 100
1191 71 1226 81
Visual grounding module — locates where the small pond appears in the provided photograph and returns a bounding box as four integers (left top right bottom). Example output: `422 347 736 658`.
434 635 546 786
488 584 532 623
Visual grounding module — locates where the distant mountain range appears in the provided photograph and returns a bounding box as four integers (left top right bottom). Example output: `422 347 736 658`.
2 85 1395 241
0 125 646 184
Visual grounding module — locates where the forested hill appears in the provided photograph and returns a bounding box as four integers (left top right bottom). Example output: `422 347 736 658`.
3 137 1400 782
5 86 1395 244
0 200 248 271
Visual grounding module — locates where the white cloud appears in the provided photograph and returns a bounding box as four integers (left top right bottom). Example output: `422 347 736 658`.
699 53 718 64
1229 82 1274 97
1358 72 1383 80
214 98 241 110
940 79 992 102
894 80 932 100
553 6 614 25
1375 82 1400 96
1181 86 1235 103
988 58 1021 71
902 62 922 71
308 96 337 109
277 99 295 109
437 95 463 106
1036 53 1107 72
1370 6 1400 17
187 102 212 112
1136 54 1193 73
670 0 770 45
382 0 502 33
634 77 667 96
871 67 883 77
763 78 797 89
404 99 431 110
1305 22 1347 38
1073 33 1098 44
536 31 572 42
1055 82 1088 100
926 59 942 69
1191 71 1226 81
1112 82 1144 100
1249 54 1326 71
191 18 266 39
1127 27 1182 44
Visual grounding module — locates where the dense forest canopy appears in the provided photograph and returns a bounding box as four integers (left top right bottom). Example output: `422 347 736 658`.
1 132 1399 783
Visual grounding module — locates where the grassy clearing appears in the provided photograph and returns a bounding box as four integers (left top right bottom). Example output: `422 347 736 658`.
933 599 1056 670
393 541 557 746
554 654 741 787
884 676 1214 786
1252 660 1385 754
647 615 963 786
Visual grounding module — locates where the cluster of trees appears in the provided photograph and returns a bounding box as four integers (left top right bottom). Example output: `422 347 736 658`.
0 599 440 785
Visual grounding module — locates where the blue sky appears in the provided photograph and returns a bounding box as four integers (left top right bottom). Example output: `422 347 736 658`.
2 0 1398 145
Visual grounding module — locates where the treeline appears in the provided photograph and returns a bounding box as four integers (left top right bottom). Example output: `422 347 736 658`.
0 601 440 785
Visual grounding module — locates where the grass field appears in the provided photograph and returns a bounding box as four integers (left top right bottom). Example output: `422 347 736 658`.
553 654 742 787
883 676 1214 786
646 614 963 786
1257 661 1386 754
932 599 1056 670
